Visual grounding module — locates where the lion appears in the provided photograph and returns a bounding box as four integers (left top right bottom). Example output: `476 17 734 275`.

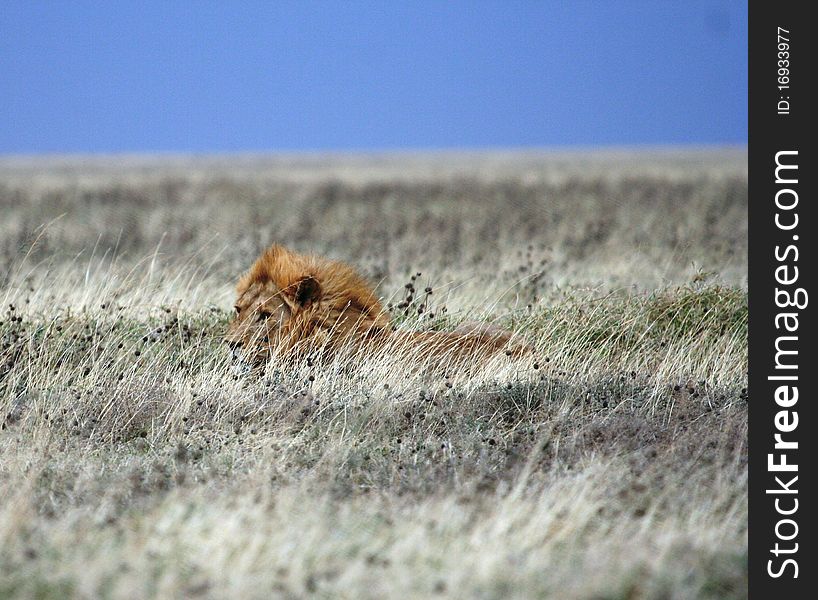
225 244 525 367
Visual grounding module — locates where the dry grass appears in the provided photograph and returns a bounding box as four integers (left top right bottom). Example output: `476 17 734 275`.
0 149 747 599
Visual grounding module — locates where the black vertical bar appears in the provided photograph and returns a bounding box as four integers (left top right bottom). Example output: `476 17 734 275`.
749 1 815 597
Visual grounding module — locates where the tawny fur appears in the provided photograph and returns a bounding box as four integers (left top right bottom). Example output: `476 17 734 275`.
225 244 525 365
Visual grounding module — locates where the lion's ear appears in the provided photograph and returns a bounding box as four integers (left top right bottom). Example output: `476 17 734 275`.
290 276 321 308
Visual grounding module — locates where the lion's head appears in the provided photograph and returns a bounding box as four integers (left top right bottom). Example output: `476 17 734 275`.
225 244 389 363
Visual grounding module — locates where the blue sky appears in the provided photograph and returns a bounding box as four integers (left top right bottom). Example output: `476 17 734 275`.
1 1 747 154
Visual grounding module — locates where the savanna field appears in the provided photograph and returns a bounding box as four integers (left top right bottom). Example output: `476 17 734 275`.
0 150 747 599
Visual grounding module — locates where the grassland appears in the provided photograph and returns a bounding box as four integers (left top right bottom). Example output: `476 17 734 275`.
0 149 747 599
